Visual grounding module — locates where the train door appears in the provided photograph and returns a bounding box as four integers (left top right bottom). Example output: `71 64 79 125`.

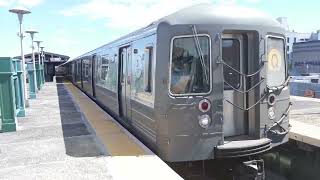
80 59 84 88
118 46 132 123
222 34 247 137
92 55 96 98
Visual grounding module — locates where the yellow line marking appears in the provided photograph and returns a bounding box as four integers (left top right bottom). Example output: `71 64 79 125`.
65 83 146 156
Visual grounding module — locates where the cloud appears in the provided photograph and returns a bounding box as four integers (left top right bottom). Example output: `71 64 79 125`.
18 0 43 7
244 0 262 3
0 0 14 7
60 0 212 30
60 0 267 30
0 0 43 7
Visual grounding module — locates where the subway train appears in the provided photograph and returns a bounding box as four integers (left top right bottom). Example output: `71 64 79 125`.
59 4 291 162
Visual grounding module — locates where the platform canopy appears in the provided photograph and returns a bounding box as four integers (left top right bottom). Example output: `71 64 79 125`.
14 51 70 63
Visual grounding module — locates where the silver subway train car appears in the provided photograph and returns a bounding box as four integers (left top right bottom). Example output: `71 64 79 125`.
60 4 291 162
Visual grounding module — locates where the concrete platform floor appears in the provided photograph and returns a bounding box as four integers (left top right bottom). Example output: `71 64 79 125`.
0 82 181 180
290 96 320 147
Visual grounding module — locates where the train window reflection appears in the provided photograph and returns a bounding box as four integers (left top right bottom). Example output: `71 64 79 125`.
170 35 210 95
267 37 286 87
144 46 153 93
100 57 109 81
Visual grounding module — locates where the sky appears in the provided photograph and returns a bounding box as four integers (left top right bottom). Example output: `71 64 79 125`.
0 0 319 59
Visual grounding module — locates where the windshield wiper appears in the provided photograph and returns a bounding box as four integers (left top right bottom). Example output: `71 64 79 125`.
192 25 209 82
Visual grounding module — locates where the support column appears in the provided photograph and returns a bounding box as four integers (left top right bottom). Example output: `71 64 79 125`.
39 64 43 88
15 59 26 117
35 63 41 90
41 64 46 84
26 62 36 99
0 57 17 132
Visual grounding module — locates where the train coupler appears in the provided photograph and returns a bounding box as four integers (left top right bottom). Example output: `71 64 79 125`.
233 159 265 180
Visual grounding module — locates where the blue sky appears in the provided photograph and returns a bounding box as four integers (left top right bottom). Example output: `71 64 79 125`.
0 0 319 59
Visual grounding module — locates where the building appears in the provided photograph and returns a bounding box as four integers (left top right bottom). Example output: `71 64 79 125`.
291 31 320 75
14 52 69 82
276 17 311 57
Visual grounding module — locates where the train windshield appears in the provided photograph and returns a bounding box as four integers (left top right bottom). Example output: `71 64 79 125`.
170 35 210 95
266 37 286 87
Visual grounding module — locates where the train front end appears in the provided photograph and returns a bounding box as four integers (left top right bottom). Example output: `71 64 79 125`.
155 5 291 162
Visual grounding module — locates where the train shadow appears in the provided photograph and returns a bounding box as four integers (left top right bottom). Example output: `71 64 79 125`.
55 78 105 157
263 140 320 180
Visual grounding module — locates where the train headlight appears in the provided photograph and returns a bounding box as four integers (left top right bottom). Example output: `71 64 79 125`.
268 107 276 120
198 114 211 129
267 93 276 106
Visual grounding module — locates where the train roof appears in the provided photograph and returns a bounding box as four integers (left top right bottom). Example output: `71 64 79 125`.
64 4 283 64
160 4 282 28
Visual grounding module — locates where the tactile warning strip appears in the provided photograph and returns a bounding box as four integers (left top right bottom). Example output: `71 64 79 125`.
65 83 147 156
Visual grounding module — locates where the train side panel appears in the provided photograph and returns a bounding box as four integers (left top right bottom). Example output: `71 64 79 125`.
82 57 94 96
94 47 120 116
129 34 157 148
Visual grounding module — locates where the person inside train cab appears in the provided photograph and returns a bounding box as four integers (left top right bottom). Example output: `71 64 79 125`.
171 46 191 94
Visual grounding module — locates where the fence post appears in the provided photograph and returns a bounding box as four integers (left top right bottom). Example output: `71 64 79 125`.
0 57 17 132
35 63 41 90
26 62 37 99
15 59 26 117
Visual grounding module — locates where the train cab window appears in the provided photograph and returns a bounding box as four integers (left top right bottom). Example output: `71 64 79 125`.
170 35 210 95
144 46 153 93
222 39 241 89
266 37 286 87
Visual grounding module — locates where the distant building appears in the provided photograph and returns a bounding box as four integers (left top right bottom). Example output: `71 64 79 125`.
14 51 69 82
276 17 311 57
291 31 320 75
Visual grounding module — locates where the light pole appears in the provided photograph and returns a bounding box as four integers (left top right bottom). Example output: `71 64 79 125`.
34 40 42 89
9 7 31 107
25 30 38 93
40 46 45 84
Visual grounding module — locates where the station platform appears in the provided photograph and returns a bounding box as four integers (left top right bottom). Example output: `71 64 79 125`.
290 96 320 148
0 81 182 180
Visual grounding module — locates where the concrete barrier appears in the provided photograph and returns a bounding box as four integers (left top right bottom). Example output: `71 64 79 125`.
0 57 18 132
290 82 320 98
26 62 37 99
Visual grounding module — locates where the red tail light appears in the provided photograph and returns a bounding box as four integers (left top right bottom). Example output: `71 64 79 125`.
199 99 211 113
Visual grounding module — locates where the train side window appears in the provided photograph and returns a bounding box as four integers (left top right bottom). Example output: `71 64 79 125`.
144 46 153 93
170 35 211 95
100 56 109 81
84 60 90 78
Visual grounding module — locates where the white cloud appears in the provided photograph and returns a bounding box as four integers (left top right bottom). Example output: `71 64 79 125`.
244 0 262 3
61 0 212 30
18 0 43 7
0 0 43 7
60 0 267 30
0 0 14 7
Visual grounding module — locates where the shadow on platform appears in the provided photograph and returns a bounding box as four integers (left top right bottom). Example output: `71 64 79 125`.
56 82 106 157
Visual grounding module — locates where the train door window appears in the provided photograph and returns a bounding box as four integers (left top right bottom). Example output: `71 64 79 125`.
84 60 89 78
100 56 109 81
266 36 286 87
144 46 153 93
170 35 211 95
222 39 241 89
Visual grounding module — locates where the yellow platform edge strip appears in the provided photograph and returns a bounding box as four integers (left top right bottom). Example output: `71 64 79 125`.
65 83 147 156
